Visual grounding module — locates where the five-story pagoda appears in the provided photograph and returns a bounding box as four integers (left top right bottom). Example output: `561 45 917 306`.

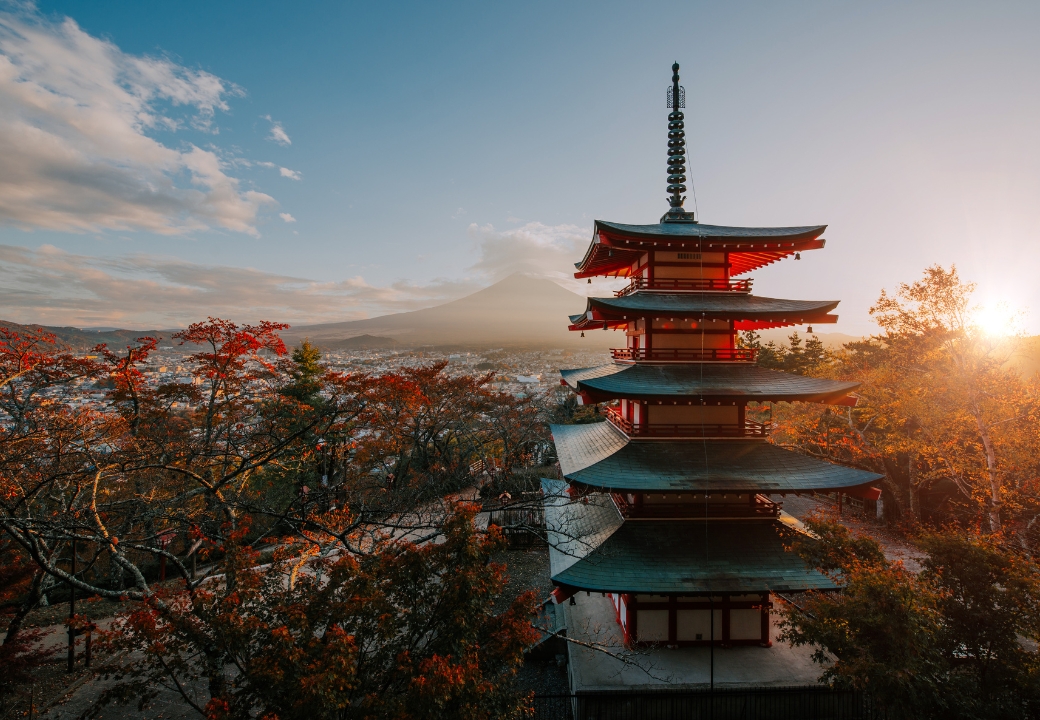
544 63 883 649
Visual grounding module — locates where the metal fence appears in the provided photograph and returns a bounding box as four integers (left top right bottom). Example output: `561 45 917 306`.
528 686 883 720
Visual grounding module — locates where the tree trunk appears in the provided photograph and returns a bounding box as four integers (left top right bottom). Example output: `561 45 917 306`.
2 568 45 646
974 411 1001 533
881 457 914 523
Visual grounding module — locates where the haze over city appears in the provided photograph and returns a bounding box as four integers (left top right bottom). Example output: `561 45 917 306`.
0 1 1037 335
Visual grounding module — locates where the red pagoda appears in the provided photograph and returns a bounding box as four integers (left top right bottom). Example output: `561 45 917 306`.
544 63 882 649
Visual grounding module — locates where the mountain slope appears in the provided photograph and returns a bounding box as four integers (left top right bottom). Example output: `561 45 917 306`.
284 273 610 348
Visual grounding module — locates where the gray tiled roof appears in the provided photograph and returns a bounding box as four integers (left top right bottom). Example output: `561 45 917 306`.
582 294 839 319
542 478 624 577
594 220 826 241
561 363 859 402
551 422 883 492
543 493 835 594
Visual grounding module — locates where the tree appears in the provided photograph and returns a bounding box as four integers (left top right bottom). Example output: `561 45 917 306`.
1 321 546 715
0 537 53 699
96 506 539 720
918 530 1040 713
769 266 1040 531
869 266 1023 530
780 517 1040 719
283 339 324 406
0 325 94 669
744 330 828 375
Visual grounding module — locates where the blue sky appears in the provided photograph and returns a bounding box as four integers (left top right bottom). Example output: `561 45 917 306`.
1 1 1038 333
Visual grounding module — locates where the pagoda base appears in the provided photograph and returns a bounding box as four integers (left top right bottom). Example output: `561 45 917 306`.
560 591 828 692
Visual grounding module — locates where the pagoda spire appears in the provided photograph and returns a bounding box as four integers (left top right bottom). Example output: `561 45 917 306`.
661 62 697 223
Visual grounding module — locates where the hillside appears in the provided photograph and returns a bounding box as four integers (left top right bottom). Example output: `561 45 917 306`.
0 321 178 351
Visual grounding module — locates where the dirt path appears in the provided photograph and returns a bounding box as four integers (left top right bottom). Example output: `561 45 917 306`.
779 494 925 572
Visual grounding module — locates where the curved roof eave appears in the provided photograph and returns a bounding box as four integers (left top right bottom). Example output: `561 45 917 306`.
551 521 838 595
573 221 828 277
560 363 861 403
594 220 827 242
550 422 883 493
587 294 840 317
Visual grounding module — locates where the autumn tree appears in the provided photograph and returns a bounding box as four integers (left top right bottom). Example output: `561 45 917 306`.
781 518 1040 719
769 266 1040 532
0 537 54 698
95 506 539 720
1 322 546 716
0 325 95 666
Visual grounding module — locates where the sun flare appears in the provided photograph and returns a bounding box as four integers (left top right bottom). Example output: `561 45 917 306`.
972 301 1023 339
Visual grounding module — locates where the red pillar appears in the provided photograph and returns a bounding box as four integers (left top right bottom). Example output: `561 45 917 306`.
760 593 772 647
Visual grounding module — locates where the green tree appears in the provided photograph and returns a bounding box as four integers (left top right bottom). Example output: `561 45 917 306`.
781 518 1040 719
918 530 1040 714
283 338 324 406
803 334 826 374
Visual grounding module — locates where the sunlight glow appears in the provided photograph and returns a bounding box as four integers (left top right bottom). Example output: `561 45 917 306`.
972 301 1024 338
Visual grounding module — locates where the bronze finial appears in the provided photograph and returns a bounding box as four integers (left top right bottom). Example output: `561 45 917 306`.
662 62 696 223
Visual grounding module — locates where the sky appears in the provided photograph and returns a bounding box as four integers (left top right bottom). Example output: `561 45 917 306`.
0 0 1038 334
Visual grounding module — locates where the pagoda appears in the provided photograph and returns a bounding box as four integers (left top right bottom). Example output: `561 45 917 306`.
543 63 883 650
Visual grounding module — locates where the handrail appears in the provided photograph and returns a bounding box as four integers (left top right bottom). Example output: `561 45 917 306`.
604 406 770 438
611 492 780 519
611 347 758 362
615 278 752 296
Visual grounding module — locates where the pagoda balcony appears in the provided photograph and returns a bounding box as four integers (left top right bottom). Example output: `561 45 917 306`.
610 492 780 519
605 406 770 439
611 347 758 363
614 277 752 296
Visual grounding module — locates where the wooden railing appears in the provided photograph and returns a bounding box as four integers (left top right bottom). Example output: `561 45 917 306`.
615 277 752 296
605 406 769 438
611 492 780 519
610 347 758 362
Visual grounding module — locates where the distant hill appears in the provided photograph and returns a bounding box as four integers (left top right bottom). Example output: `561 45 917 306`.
320 334 401 350
0 320 178 351
283 273 613 350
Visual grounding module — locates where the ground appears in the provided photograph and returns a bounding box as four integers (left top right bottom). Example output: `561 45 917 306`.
778 494 925 571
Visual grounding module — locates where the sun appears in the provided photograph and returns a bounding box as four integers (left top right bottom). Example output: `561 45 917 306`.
972 301 1023 339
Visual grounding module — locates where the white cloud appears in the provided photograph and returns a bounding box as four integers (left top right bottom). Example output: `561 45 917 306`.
0 9 275 236
467 221 625 296
279 167 301 180
264 115 291 145
0 244 479 327
0 216 613 327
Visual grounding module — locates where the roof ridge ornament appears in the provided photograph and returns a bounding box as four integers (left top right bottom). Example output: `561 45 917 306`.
661 62 698 224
